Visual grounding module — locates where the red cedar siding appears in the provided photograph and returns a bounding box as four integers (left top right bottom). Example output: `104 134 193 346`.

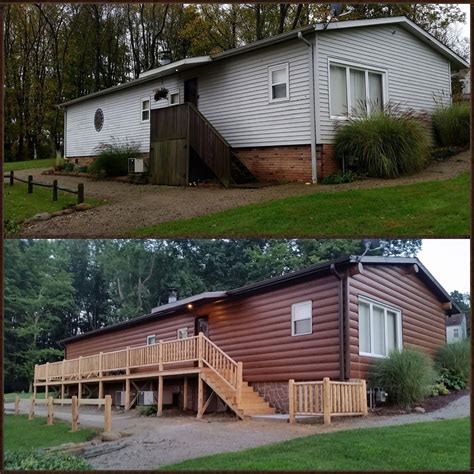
348 265 447 380
66 275 342 383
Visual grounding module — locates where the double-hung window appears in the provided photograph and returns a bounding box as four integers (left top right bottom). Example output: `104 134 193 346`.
291 300 312 336
141 97 150 122
359 297 402 357
169 91 179 106
329 60 386 118
269 64 289 102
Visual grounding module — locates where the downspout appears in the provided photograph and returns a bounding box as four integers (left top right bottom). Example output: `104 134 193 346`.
330 263 347 381
297 31 317 183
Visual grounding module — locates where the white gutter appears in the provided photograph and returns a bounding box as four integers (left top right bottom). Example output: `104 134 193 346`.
298 31 318 184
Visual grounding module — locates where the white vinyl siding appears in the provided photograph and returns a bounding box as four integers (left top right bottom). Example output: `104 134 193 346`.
291 300 313 336
316 24 452 142
358 297 402 358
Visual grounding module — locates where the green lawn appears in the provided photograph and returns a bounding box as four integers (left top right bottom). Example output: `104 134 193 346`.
4 182 102 224
160 417 470 471
4 392 47 403
134 173 470 237
4 415 96 452
4 158 56 172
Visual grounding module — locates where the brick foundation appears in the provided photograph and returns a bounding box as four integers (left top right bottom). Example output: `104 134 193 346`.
251 381 289 414
66 153 149 168
316 144 340 179
233 145 312 183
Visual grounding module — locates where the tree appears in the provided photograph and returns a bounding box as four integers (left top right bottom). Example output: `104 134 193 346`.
450 290 471 336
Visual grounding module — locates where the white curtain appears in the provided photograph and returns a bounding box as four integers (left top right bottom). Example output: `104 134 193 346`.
369 72 384 112
386 311 397 353
330 65 347 116
350 69 366 116
373 306 386 355
359 302 371 353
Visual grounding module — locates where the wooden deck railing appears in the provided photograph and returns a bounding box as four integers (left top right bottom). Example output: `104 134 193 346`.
289 377 368 425
34 333 241 400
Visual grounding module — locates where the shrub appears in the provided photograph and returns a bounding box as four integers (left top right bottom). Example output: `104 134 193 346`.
430 382 450 397
369 349 436 408
89 139 140 177
5 450 93 470
321 170 355 185
435 340 470 385
436 368 467 391
430 146 461 161
432 102 470 147
138 405 157 416
334 107 430 178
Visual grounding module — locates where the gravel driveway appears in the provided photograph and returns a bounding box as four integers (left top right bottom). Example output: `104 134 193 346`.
13 149 470 238
5 394 469 470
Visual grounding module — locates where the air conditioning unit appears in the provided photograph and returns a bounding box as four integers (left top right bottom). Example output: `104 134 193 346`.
137 391 155 406
128 158 144 173
115 391 126 406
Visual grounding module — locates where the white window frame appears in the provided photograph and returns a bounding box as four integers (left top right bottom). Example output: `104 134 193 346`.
328 58 388 120
453 328 460 338
291 300 313 336
268 63 290 103
358 296 402 358
141 97 151 123
177 327 188 339
146 334 156 345
169 90 179 106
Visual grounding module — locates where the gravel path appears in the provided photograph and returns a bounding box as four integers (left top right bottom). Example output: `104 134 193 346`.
14 149 470 238
5 394 469 470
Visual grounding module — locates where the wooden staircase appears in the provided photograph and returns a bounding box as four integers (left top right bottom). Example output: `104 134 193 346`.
201 369 275 418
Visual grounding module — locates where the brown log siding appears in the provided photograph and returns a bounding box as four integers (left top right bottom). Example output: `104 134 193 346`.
348 265 447 380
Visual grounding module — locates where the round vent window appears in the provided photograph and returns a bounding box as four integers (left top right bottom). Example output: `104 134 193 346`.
94 108 104 132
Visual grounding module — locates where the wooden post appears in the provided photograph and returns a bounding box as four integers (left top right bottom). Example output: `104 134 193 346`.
28 175 33 193
158 340 163 371
288 379 296 424
78 382 82 403
9 170 14 186
125 379 131 411
198 332 203 368
77 183 84 204
45 362 49 383
183 377 188 411
47 396 54 425
98 381 104 408
98 352 103 377
104 395 112 433
33 384 37 400
323 377 331 425
78 356 82 379
29 397 35 420
236 362 243 405
15 396 20 415
197 374 204 419
71 396 78 432
60 384 65 406
45 384 48 399
126 346 130 374
361 379 368 416
157 376 163 417
52 180 58 201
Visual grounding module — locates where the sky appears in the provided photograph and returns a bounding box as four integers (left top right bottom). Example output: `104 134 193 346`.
417 239 470 293
456 3 470 38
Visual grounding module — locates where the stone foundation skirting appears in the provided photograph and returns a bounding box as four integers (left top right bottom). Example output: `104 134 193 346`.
251 381 290 413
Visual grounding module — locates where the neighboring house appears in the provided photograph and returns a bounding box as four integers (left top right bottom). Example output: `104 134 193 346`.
446 313 468 343
61 16 468 186
33 256 459 416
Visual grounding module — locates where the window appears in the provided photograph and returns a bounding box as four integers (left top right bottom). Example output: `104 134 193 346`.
146 335 156 345
291 300 312 336
141 97 150 122
329 60 386 118
358 297 402 358
453 328 460 338
169 91 179 106
177 327 188 339
269 64 289 102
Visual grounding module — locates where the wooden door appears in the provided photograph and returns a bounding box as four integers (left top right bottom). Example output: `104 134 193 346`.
149 139 188 185
184 78 198 107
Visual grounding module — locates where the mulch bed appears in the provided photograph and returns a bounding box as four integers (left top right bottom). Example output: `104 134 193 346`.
372 388 470 416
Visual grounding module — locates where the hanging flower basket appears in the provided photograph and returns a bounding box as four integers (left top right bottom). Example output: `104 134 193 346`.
154 88 169 101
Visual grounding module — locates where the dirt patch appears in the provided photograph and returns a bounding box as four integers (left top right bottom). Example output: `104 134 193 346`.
13 150 470 238
421 388 470 412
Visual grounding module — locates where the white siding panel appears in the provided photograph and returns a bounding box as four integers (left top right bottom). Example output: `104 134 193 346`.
316 25 452 143
65 77 180 157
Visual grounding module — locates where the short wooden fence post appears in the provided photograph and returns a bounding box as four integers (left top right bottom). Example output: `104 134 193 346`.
71 396 78 432
28 397 35 420
104 395 112 433
47 396 54 425
288 379 296 424
28 175 33 193
15 396 20 415
198 332 203 368
323 377 331 425
361 379 368 416
52 180 58 201
9 171 14 186
236 362 243 405
77 183 84 204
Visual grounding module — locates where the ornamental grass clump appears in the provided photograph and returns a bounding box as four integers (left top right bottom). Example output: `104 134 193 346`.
89 139 140 177
435 339 470 386
334 106 430 178
432 101 470 147
369 349 436 408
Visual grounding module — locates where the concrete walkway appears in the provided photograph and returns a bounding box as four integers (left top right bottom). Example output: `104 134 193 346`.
4 394 469 470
